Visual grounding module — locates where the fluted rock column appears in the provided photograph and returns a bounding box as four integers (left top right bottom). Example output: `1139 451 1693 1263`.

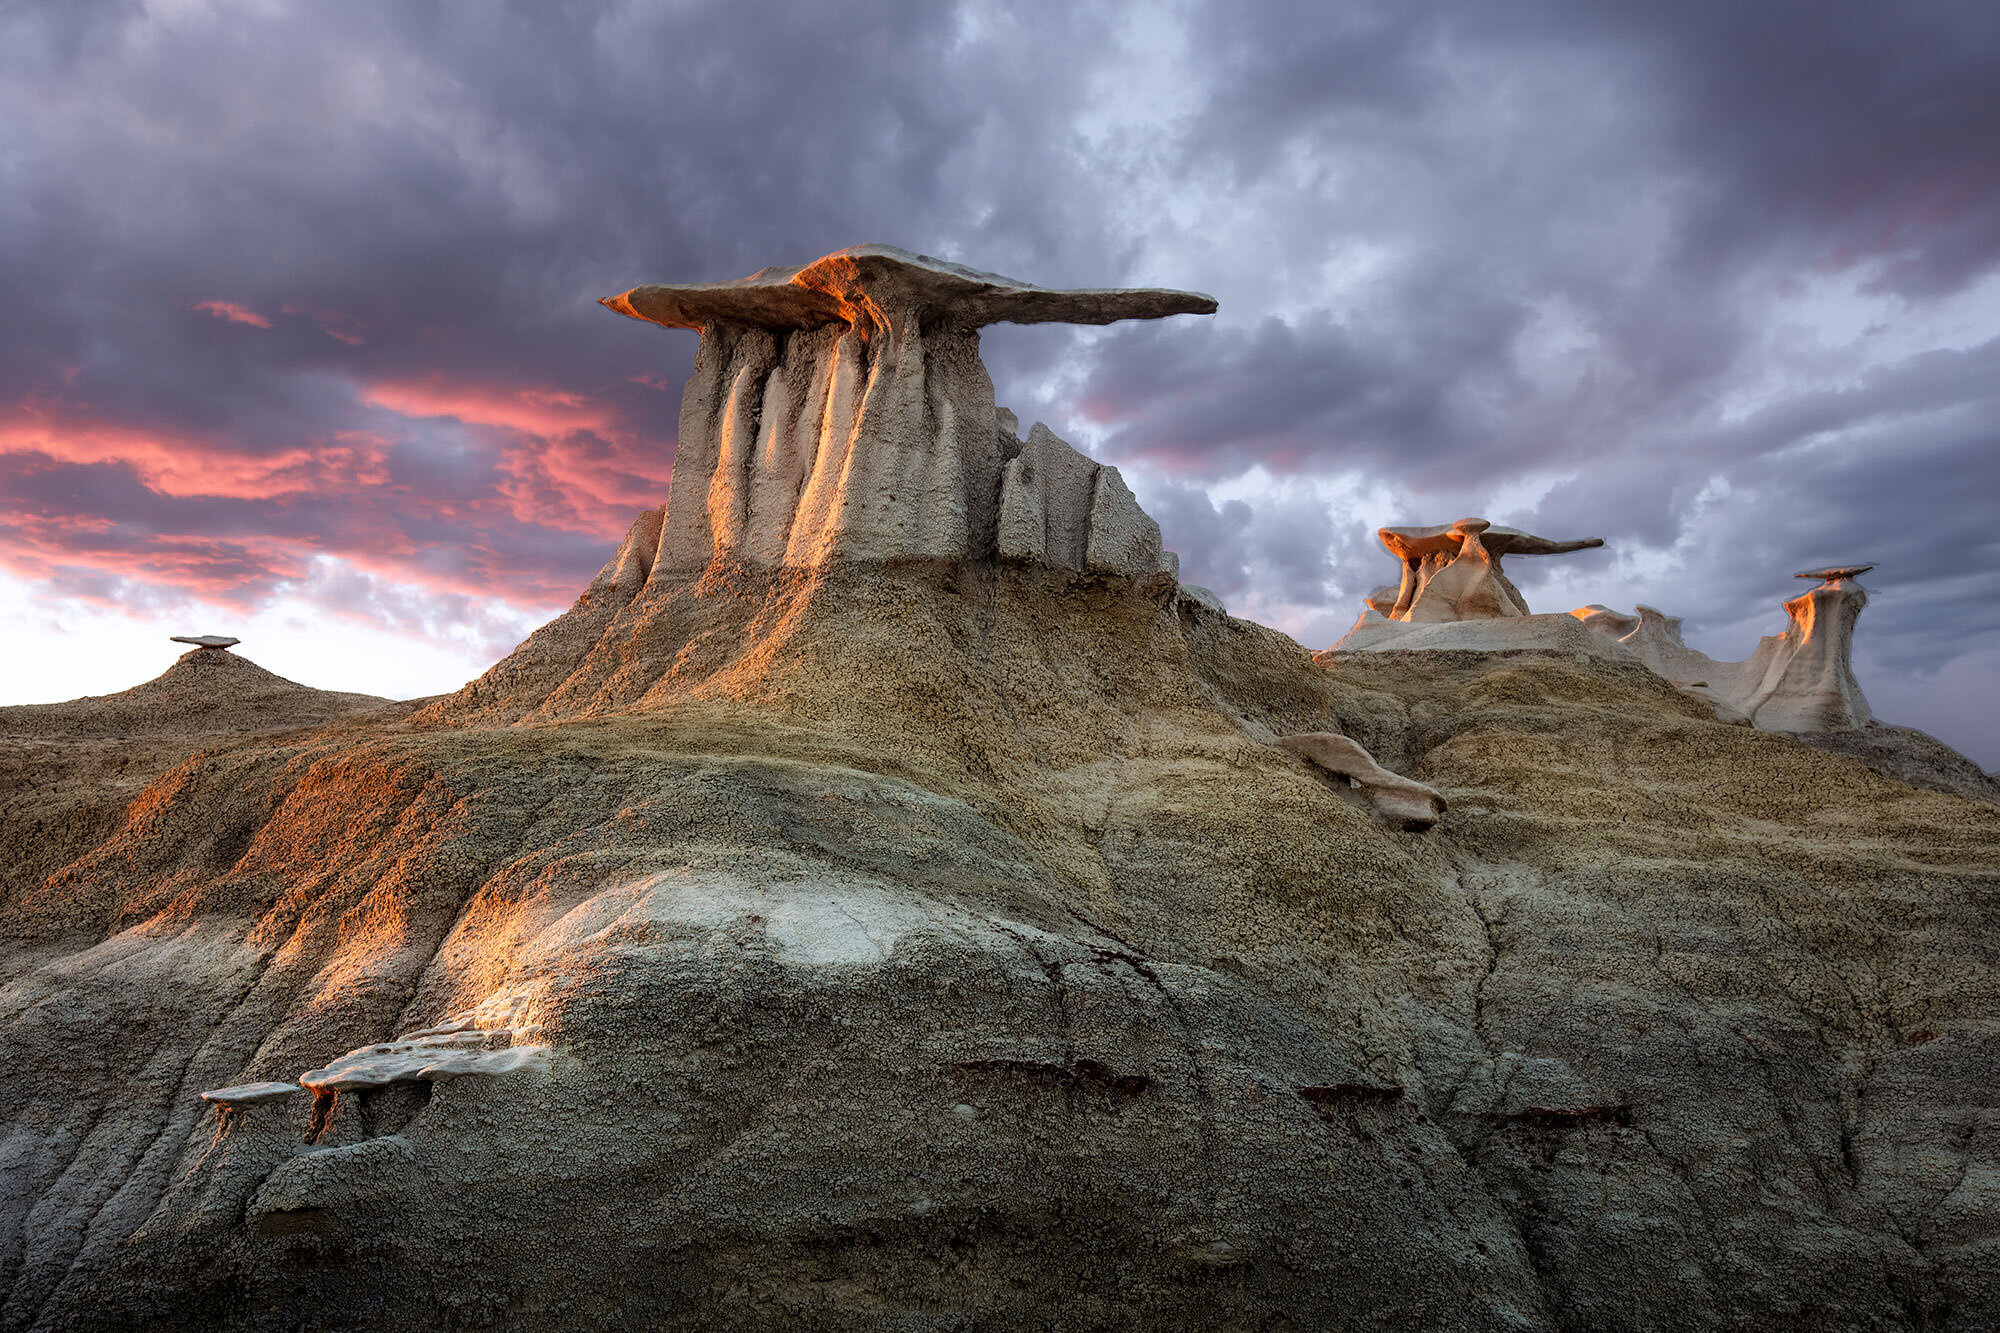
1746 568 1873 732
600 245 1215 580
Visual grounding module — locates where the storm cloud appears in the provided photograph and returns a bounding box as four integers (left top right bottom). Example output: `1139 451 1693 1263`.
3 0 1997 762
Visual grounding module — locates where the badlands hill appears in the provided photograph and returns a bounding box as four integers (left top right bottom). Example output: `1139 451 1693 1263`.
2 249 1998 1332
1 646 395 742
0 648 403 951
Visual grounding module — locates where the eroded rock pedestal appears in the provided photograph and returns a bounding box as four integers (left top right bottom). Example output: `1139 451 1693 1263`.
1575 564 1875 733
1369 518 1603 623
602 244 1205 581
1331 517 1618 658
439 247 1215 728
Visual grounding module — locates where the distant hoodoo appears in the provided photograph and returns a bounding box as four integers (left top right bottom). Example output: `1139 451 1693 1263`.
1573 564 1876 733
1327 517 1619 659
169 635 240 650
601 245 1216 580
1368 518 1605 623
1328 512 1875 736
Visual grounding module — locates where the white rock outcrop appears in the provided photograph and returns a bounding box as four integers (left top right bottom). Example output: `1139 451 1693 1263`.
995 422 1177 579
1375 517 1604 623
198 1082 304 1108
1275 732 1446 830
1327 517 1612 655
601 245 1212 579
1573 564 1875 733
296 993 549 1095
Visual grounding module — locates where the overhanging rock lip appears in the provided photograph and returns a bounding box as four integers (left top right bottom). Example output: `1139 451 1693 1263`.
601 243 1217 332
1377 520 1605 561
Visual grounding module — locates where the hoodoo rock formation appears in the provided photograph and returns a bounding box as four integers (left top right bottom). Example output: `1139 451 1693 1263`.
1329 517 1620 659
1332 518 1881 742
599 244 1209 577
1368 518 1605 623
3 252 1998 1332
1574 564 1876 733
438 246 1211 727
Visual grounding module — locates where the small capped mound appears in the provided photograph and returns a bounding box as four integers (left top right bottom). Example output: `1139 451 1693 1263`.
0 648 400 740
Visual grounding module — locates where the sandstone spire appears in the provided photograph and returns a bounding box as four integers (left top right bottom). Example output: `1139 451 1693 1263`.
601 245 1215 577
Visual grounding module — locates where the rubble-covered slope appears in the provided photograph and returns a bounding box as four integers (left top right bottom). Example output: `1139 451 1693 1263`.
1 563 1996 1332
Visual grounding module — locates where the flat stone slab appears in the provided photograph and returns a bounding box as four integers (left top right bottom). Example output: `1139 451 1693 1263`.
170 635 239 649
602 243 1216 333
1796 564 1874 582
199 1081 304 1106
1378 519 1602 561
298 1028 548 1093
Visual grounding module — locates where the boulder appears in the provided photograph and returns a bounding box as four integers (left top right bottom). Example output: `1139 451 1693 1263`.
1275 731 1447 829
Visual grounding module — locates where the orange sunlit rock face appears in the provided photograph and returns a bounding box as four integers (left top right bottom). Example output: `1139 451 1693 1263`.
597 245 1211 580
1365 517 1603 623
1569 566 1875 732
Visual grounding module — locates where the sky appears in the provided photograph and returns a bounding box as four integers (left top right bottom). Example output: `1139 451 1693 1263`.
2 0 1997 766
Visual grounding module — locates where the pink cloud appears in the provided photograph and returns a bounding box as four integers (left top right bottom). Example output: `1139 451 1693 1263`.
0 368 679 631
493 431 674 536
362 375 673 536
0 504 309 603
193 300 273 329
362 377 618 437
0 414 388 500
280 302 367 346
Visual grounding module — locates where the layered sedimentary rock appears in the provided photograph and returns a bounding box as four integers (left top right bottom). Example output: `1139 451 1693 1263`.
1574 564 1875 733
601 244 1208 577
995 421 1175 579
431 247 1203 727
7 563 1996 1331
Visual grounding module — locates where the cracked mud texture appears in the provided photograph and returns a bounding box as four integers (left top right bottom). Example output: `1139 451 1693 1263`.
2 561 1996 1330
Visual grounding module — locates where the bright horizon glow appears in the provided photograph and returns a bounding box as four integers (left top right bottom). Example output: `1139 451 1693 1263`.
0 560 554 706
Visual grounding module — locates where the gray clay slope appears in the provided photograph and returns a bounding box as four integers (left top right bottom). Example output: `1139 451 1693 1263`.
2 249 1997 1332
